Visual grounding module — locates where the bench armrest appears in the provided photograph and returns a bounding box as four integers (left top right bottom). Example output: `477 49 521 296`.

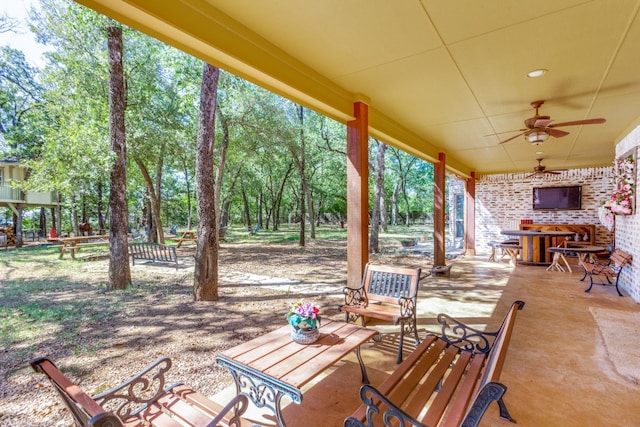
460 382 507 426
397 295 417 320
92 357 174 419
437 313 499 354
344 384 421 427
342 286 367 306
206 393 249 427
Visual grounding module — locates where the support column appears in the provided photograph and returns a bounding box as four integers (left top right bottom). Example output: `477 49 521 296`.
346 102 369 287
465 171 476 256
433 152 446 266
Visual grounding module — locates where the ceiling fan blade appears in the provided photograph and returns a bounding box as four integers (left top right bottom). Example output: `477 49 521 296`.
546 128 570 138
525 173 536 178
499 131 527 144
548 118 606 128
484 128 528 137
534 118 552 128
545 171 562 174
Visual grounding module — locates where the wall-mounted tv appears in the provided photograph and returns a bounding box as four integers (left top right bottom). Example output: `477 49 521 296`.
533 186 582 210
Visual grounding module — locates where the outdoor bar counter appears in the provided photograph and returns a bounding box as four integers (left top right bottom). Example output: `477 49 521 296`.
501 229 576 265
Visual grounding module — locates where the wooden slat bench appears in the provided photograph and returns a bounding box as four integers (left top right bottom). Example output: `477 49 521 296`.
30 356 248 427
491 241 522 267
581 248 632 296
488 240 518 263
344 300 525 427
129 242 178 266
339 263 422 363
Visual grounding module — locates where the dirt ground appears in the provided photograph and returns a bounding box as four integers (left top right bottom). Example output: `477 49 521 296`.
0 238 434 426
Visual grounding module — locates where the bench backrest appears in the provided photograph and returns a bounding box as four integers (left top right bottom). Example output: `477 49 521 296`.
129 242 177 262
361 263 421 305
610 249 632 269
478 300 525 388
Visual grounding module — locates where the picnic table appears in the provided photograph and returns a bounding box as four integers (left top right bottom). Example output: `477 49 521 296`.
48 235 110 259
216 319 377 427
172 230 196 248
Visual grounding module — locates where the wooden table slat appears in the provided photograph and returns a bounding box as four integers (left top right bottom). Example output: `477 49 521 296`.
278 327 377 387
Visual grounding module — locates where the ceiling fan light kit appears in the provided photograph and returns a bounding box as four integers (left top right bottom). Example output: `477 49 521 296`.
527 131 548 145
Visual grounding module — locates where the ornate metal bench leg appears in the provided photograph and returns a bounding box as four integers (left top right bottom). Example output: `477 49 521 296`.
396 326 405 364
585 276 595 293
355 346 370 384
498 397 515 423
615 277 623 297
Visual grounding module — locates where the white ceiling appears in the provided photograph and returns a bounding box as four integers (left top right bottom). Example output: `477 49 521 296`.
76 0 640 177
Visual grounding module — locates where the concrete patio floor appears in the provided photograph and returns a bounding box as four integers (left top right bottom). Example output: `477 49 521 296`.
215 253 640 427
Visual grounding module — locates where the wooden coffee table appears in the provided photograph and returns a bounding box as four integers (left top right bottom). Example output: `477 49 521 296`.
216 319 377 427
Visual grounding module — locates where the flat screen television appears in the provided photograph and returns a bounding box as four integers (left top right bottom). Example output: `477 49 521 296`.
533 186 582 210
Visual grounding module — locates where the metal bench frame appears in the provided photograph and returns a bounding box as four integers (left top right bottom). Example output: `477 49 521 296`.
582 248 632 296
30 356 248 427
339 263 422 363
345 300 525 427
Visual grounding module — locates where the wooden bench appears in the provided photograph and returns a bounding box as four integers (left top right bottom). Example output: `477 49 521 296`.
344 300 525 427
129 242 178 266
490 241 521 267
339 263 422 363
581 248 632 296
488 240 518 263
30 356 248 427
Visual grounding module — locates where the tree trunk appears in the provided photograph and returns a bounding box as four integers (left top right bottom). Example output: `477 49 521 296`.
257 192 263 229
81 194 87 223
380 192 388 232
215 108 231 242
297 105 306 247
71 194 79 236
370 141 386 253
193 63 220 301
55 194 62 236
182 164 193 230
391 182 399 226
97 181 105 233
402 180 411 226
14 205 23 247
50 207 56 234
242 188 252 232
134 157 164 243
307 188 316 239
273 162 294 232
39 207 46 237
107 24 131 290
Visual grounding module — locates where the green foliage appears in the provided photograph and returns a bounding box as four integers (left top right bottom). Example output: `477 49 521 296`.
6 0 437 235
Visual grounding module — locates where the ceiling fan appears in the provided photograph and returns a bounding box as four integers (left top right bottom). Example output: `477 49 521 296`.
526 158 568 178
499 100 606 145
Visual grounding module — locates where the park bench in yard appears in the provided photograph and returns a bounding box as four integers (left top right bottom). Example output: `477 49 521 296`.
30 356 248 427
129 242 178 266
582 248 632 296
344 300 525 427
339 263 422 363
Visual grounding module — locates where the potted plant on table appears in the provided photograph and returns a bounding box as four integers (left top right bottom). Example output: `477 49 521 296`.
285 301 321 344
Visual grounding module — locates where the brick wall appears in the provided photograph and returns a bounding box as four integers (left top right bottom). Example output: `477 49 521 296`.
476 126 640 302
477 167 614 249
613 126 640 301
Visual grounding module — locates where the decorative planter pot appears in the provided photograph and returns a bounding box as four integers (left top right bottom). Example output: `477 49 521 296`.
291 327 320 344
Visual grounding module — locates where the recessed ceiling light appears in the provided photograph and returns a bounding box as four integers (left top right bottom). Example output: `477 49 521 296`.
536 151 544 155
527 69 547 78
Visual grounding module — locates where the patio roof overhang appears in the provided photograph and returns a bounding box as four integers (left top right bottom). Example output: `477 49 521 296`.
75 0 640 178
